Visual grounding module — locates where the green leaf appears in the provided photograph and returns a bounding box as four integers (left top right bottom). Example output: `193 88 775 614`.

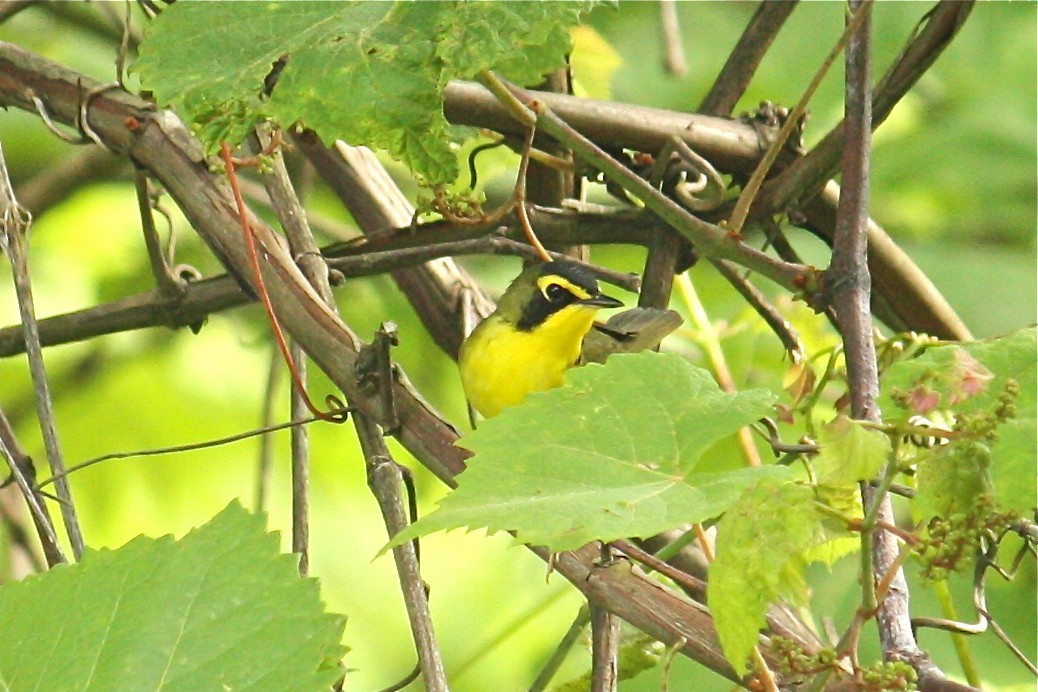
135 1 598 183
0 502 346 692
881 327 1037 514
709 479 817 676
803 483 863 567
434 2 594 85
389 352 784 552
812 414 891 486
916 440 995 520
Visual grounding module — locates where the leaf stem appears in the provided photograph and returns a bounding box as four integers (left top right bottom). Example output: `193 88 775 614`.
932 580 981 687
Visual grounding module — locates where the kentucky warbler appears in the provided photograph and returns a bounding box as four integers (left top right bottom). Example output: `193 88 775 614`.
459 260 682 419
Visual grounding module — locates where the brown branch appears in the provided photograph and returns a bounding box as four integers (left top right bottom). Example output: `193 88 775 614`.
359 420 448 691
801 184 971 339
638 226 688 309
698 0 799 116
826 5 960 688
0 213 652 359
825 5 879 423
751 1 976 219
444 79 771 174
134 168 184 299
590 598 620 691
527 68 585 261
295 134 494 360
0 273 244 358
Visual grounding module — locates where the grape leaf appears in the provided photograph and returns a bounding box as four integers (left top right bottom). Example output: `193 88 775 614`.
881 327 1036 514
804 482 863 567
812 414 891 486
709 479 818 676
135 1 598 183
916 440 995 519
388 352 785 552
433 2 596 85
0 502 346 692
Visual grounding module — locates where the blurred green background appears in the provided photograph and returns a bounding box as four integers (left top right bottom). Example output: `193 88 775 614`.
0 2 1034 690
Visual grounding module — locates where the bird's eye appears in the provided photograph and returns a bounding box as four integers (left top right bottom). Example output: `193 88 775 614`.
545 283 569 303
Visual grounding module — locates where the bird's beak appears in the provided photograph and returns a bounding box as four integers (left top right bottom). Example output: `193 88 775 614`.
580 293 624 309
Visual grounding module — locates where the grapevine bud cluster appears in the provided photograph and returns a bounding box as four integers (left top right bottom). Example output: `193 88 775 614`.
913 494 1017 582
768 637 919 690
859 660 917 691
768 636 840 684
950 378 1019 443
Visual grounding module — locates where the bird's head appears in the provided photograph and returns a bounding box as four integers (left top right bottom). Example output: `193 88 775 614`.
496 260 623 331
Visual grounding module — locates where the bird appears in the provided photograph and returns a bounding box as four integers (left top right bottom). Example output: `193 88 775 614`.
459 260 682 419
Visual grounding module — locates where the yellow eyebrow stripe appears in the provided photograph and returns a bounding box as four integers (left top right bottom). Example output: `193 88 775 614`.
536 275 592 301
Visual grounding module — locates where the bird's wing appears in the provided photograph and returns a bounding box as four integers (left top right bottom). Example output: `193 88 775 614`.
580 308 684 364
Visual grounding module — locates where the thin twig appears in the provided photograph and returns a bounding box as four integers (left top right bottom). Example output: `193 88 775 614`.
253 129 332 575
0 139 84 559
611 540 706 596
0 406 65 566
219 142 347 423
513 124 553 262
530 606 591 692
358 417 449 692
254 347 281 512
658 0 688 77
134 167 184 299
525 68 585 261
37 416 327 489
710 258 804 359
289 342 310 576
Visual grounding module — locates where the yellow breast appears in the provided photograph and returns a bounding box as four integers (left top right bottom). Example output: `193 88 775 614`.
459 305 600 419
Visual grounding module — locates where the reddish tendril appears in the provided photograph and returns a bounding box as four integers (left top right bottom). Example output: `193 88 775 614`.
513 121 552 262
219 142 347 424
